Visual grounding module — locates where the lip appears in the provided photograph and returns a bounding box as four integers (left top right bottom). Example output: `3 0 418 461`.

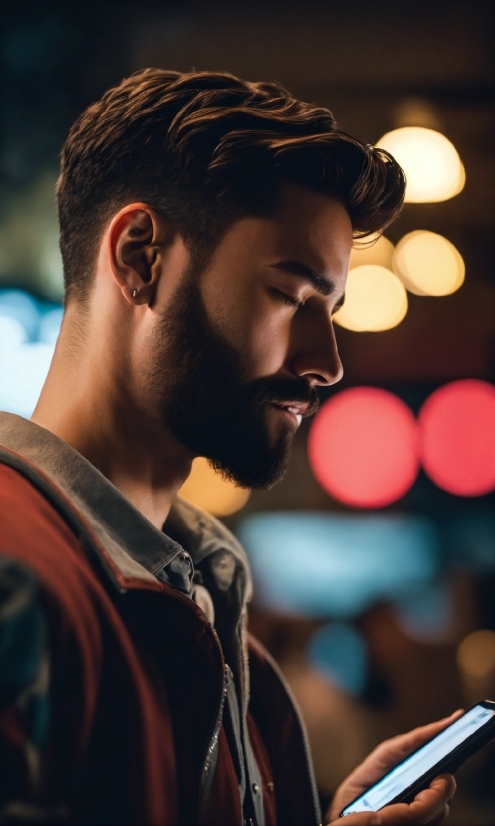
271 402 308 427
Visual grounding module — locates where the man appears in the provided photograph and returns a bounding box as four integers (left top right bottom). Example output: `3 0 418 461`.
0 69 457 825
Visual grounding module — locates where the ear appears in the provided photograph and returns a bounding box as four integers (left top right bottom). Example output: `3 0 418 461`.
108 203 174 305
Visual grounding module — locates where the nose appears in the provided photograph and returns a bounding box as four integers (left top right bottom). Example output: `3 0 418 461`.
289 318 343 387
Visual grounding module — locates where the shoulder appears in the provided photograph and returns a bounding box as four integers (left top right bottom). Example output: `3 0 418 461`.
0 452 98 606
0 456 79 558
0 455 57 513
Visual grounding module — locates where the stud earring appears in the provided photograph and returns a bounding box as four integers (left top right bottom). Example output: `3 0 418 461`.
132 288 138 298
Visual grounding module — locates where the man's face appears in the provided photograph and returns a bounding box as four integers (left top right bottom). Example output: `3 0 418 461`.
146 185 352 489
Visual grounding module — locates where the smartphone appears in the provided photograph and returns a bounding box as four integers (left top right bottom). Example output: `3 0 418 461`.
340 700 495 817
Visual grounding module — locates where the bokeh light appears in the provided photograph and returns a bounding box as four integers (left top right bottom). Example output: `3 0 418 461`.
308 623 367 695
419 380 495 497
0 289 40 340
0 316 27 351
333 265 407 332
178 456 250 516
308 387 419 508
393 230 465 296
457 630 495 680
349 234 394 271
0 341 55 418
376 126 465 203
394 582 455 643
237 512 438 618
39 307 64 344
0 289 62 417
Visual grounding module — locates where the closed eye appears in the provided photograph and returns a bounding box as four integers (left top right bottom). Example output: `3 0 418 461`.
274 289 304 310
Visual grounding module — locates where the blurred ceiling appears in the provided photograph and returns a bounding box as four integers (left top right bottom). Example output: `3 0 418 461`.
134 0 494 91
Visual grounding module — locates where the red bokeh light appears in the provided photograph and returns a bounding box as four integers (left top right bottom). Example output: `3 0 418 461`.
419 380 495 497
308 387 420 509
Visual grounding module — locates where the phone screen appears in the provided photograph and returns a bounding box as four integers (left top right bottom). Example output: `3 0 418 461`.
341 705 495 816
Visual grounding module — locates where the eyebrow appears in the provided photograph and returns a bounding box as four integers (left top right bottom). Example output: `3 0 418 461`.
270 260 345 308
271 260 336 296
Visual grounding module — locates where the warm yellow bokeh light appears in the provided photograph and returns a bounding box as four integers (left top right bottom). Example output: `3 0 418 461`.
179 456 250 516
393 230 465 296
457 630 495 679
376 127 465 203
333 265 408 332
350 233 395 270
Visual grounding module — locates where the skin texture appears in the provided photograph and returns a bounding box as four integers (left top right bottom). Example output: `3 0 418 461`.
32 182 456 825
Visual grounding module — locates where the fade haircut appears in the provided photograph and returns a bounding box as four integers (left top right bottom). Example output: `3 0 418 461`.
57 68 405 305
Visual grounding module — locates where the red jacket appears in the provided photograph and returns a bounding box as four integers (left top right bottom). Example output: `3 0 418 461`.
0 437 320 826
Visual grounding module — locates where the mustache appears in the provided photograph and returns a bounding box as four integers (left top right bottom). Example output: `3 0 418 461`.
241 375 320 418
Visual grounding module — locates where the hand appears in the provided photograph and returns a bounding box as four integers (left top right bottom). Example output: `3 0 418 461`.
325 711 463 825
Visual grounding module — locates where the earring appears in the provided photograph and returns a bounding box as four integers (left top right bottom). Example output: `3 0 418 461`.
132 288 138 298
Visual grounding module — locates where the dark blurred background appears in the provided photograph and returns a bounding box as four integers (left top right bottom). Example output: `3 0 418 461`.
0 1 494 822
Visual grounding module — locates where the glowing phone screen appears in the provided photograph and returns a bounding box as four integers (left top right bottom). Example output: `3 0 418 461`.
342 705 495 816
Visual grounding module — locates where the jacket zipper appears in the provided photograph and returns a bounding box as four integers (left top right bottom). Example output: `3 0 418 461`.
197 625 228 822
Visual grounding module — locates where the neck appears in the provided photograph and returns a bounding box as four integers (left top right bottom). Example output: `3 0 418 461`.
31 309 193 530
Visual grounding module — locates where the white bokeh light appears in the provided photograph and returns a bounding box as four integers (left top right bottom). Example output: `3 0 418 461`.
377 127 465 203
333 265 408 332
393 230 465 296
349 233 395 270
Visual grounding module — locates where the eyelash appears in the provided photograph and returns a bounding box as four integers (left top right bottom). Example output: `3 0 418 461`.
276 290 304 310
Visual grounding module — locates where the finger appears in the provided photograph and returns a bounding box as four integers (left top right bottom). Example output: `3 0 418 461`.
403 711 464 746
424 804 450 826
385 710 463 752
331 798 451 826
373 710 464 761
325 814 383 826
378 804 450 826
415 773 456 808
407 774 456 824
370 774 455 825
428 772 456 799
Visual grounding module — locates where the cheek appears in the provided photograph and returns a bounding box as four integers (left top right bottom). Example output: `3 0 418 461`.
203 281 290 377
245 309 289 376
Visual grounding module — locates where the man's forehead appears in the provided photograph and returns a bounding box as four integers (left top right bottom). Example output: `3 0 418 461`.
204 189 352 283
269 187 353 274
277 182 351 223
273 184 352 243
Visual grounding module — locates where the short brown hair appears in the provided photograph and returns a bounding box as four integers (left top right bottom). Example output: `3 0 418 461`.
57 69 405 304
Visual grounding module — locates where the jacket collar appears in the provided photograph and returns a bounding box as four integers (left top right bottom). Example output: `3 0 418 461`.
0 412 251 604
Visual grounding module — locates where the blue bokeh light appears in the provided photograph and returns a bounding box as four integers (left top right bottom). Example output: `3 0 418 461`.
39 307 64 344
0 288 62 417
0 289 40 341
394 581 455 642
237 512 439 618
308 622 368 695
0 316 27 350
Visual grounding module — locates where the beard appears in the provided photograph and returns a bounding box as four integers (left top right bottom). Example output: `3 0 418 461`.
145 266 319 489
